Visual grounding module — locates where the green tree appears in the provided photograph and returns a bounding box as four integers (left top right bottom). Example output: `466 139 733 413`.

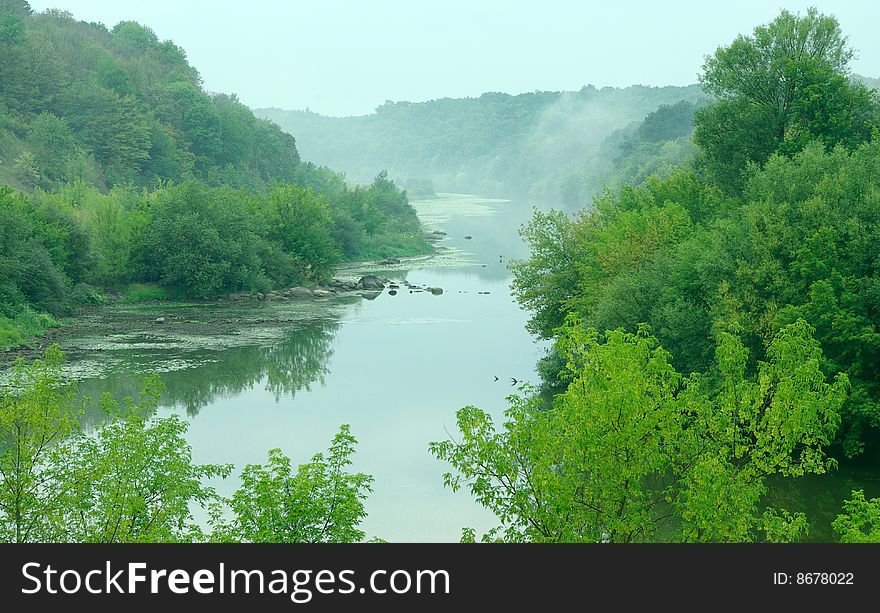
695 7 877 194
58 83 153 184
49 376 231 543
212 425 373 543
135 183 263 297
265 183 340 283
25 112 77 184
431 318 847 542
0 346 80 542
701 7 852 139
509 209 580 337
832 490 880 543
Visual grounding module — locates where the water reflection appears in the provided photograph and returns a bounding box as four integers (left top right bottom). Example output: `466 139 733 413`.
75 319 340 417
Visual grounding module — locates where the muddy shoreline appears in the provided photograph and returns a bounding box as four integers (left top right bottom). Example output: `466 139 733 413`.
0 248 468 368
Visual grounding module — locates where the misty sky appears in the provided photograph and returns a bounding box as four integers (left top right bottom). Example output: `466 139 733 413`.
27 0 880 117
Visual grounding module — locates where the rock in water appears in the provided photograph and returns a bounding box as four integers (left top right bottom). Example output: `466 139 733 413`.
388 290 398 296
429 287 444 296
357 275 385 290
155 316 166 324
312 289 332 298
361 290 382 300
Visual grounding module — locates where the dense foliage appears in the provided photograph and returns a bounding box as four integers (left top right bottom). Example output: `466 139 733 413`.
0 1 300 190
211 426 373 543
509 8 880 455
432 318 846 542
0 347 371 543
0 2 430 347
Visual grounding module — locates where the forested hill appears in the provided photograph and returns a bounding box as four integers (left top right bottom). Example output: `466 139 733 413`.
0 1 430 348
256 84 706 203
0 0 303 190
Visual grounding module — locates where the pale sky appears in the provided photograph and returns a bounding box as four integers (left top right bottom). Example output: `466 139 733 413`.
27 0 880 117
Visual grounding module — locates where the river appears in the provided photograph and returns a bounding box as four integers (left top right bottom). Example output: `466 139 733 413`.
64 193 547 542
21 192 880 542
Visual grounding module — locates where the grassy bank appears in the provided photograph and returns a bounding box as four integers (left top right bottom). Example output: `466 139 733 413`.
0 307 61 350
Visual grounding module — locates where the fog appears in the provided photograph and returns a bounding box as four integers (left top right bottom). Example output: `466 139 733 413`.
258 84 705 203
26 0 880 117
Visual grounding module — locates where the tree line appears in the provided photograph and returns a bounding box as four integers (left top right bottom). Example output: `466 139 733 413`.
0 172 428 348
257 85 706 203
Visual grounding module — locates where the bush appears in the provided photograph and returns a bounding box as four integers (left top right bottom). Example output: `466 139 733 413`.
0 307 60 349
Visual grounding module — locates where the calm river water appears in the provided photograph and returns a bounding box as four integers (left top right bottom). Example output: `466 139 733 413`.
69 194 547 542
43 193 880 542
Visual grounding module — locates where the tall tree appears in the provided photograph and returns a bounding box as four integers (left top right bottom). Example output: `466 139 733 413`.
695 7 877 193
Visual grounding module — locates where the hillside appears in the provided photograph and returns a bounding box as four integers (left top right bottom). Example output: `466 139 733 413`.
0 1 430 348
0 2 308 191
257 84 706 204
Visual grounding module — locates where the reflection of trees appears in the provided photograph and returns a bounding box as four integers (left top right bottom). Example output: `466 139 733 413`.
75 318 339 420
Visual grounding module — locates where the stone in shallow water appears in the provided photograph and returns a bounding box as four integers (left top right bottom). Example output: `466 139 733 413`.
357 275 384 290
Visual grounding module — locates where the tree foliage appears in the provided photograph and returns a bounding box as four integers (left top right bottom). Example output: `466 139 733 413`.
0 347 373 543
431 318 847 542
212 426 373 543
695 7 877 193
0 346 80 542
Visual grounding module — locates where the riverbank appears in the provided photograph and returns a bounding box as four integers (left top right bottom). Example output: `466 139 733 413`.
0 248 457 366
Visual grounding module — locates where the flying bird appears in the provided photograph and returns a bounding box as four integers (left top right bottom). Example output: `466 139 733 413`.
510 378 519 386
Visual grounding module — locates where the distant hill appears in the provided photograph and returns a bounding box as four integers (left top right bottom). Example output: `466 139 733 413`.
257 84 706 204
854 74 880 91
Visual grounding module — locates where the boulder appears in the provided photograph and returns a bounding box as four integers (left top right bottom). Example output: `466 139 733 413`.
289 287 313 298
313 289 332 298
388 290 398 296
155 316 167 324
357 275 385 290
429 287 444 296
464 235 473 240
